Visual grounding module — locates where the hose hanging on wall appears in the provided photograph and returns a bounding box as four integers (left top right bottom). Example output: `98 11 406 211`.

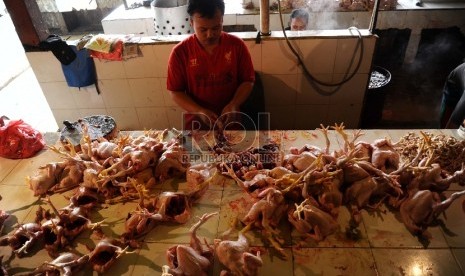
276 0 365 96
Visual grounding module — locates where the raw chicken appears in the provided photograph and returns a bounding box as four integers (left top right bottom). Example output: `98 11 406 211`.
121 208 162 247
165 212 217 276
241 187 288 256
303 168 343 217
0 222 43 257
408 163 465 192
227 168 276 196
50 159 86 193
69 186 100 209
282 151 317 172
0 209 9 234
88 239 133 273
153 192 192 224
242 188 287 231
214 232 263 276
288 198 339 241
45 197 102 241
25 252 89 276
400 189 465 239
371 138 400 173
41 218 66 257
155 141 189 182
26 162 65 196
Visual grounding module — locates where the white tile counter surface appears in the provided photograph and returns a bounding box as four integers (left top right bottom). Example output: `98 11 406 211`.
0 129 464 275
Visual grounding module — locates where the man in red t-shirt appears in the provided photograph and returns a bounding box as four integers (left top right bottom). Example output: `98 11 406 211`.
167 0 255 130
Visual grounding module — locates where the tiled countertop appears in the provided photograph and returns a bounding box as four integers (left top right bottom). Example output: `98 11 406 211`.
0 129 464 275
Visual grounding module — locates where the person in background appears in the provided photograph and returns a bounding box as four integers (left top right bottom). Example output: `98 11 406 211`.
167 0 255 130
286 8 309 31
439 62 465 129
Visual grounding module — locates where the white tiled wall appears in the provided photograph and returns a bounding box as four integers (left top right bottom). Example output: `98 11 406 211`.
27 34 376 131
101 6 465 43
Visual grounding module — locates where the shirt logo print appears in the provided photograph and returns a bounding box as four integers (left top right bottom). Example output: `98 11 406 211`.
190 58 198 67
225 51 232 63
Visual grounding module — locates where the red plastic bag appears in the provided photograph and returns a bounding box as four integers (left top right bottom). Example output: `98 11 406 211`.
0 116 45 159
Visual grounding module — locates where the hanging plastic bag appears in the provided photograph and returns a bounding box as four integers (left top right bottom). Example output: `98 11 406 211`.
0 116 45 159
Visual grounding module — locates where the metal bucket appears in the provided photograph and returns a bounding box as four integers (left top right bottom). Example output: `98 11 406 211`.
152 0 193 36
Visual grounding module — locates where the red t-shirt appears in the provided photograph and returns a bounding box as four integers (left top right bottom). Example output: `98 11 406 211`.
167 32 255 129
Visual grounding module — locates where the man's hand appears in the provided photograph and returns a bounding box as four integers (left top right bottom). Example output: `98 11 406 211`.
220 103 240 126
199 108 219 128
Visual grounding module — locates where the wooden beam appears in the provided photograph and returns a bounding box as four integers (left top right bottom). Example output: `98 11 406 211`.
4 0 49 47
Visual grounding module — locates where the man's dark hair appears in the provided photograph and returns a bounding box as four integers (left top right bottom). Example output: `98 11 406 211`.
187 0 225 18
290 8 309 23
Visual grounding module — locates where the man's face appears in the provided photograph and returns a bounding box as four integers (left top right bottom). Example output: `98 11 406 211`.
291 17 307 31
190 9 223 47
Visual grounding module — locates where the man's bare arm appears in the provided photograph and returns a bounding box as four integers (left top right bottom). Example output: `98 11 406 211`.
221 81 254 115
169 90 218 122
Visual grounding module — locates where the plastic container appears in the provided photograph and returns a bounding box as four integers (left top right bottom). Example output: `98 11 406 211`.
152 0 193 36
361 66 392 128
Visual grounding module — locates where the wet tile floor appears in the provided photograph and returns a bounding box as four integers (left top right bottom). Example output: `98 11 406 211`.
0 129 464 275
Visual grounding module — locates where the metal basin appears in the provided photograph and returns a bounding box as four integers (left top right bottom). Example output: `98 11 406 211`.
152 0 193 36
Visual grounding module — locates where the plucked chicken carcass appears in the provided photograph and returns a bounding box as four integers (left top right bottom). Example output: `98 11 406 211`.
214 232 263 276
151 191 192 224
40 217 67 257
0 209 9 235
302 166 344 217
223 164 276 196
240 187 288 256
400 189 465 239
144 176 210 224
186 162 217 191
282 151 318 173
0 222 43 257
98 141 164 184
69 186 100 209
288 198 339 242
0 256 8 275
26 162 65 196
87 140 118 162
186 163 212 186
370 138 400 173
242 187 287 232
408 163 465 192
45 197 102 242
25 252 89 276
155 141 189 182
26 157 89 196
88 239 133 273
341 159 403 224
121 208 163 247
165 212 217 276
49 159 86 193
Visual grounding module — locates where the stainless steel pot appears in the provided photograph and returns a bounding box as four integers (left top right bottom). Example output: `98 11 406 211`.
152 0 193 36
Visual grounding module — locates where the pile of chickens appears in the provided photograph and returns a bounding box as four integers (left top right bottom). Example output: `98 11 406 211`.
339 0 397 11
0 128 201 274
218 125 465 259
162 125 465 275
1 124 465 275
